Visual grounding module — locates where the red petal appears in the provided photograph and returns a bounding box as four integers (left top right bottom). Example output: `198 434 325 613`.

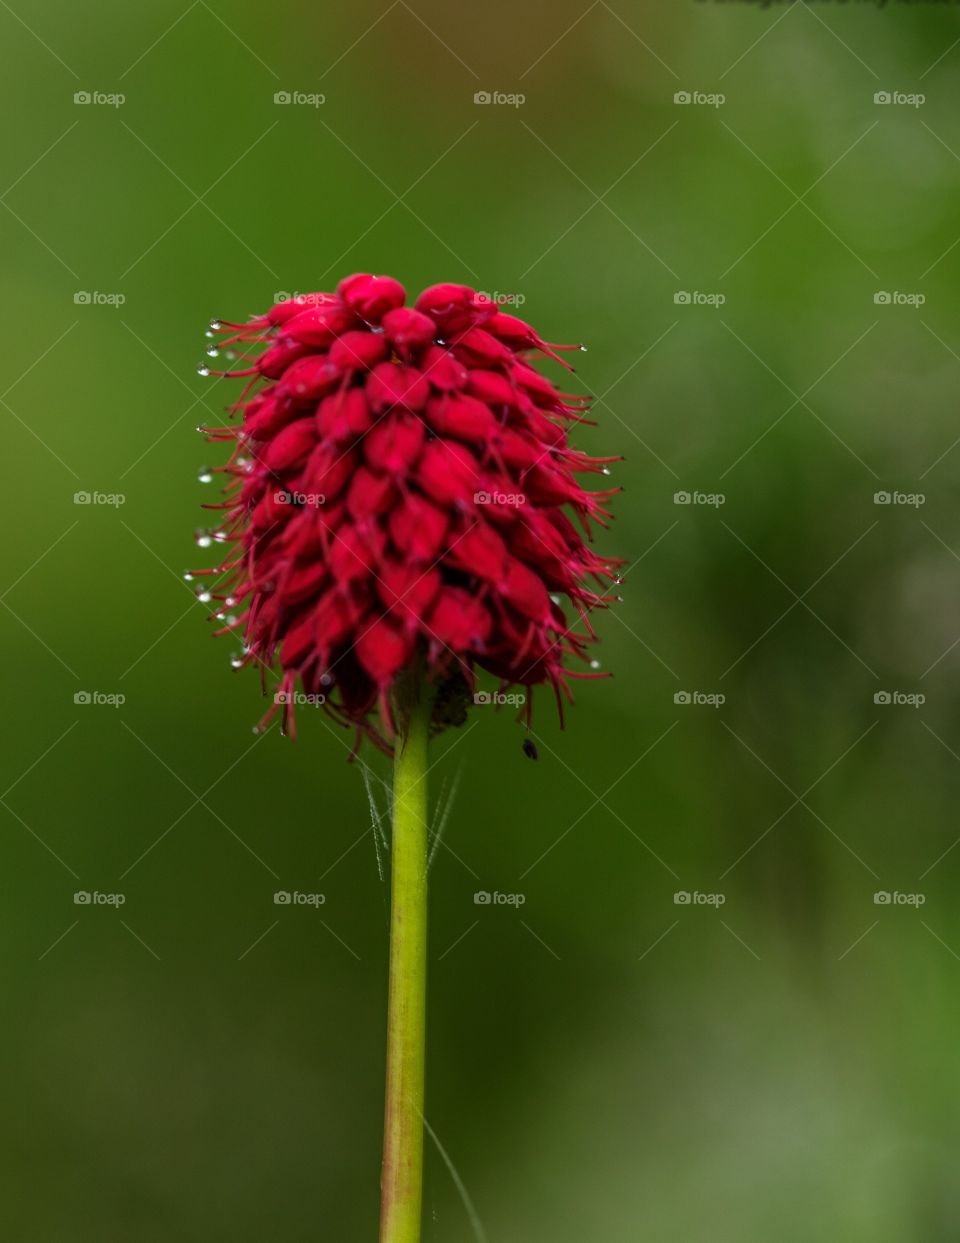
338 274 406 324
428 587 492 651
328 330 389 372
416 439 479 506
366 362 430 413
346 466 397 521
264 418 316 471
424 394 498 444
355 617 413 684
316 388 373 443
388 493 449 562
363 413 426 474
284 305 357 346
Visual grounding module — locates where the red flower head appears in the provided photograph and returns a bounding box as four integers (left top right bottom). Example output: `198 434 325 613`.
194 275 621 752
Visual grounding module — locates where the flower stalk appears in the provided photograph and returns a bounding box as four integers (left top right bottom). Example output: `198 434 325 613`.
380 676 430 1243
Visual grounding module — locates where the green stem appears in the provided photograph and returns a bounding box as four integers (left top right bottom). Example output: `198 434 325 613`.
379 678 430 1243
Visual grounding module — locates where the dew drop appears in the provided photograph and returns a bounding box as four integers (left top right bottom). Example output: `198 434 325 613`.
197 468 213 484
602 467 612 476
225 614 236 626
590 659 601 669
196 364 210 377
183 571 194 582
225 596 236 607
195 532 213 548
230 655 244 669
197 590 212 604
205 346 219 359
579 345 588 353
209 319 222 332
213 531 228 543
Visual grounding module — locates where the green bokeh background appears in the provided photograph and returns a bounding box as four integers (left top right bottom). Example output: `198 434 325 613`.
3 2 960 1239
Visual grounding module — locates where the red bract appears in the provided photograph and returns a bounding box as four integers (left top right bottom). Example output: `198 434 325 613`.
195 275 621 752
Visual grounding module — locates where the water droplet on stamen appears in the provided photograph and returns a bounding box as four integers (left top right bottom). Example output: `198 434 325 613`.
231 655 244 669
205 346 219 359
183 571 194 582
602 467 611 476
225 596 236 607
209 319 222 332
195 532 213 548
197 590 212 604
590 659 601 669
196 364 210 377
579 345 588 352
213 532 227 543
197 468 213 484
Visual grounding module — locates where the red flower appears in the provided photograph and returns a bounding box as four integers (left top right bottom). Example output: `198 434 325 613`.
194 275 621 751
